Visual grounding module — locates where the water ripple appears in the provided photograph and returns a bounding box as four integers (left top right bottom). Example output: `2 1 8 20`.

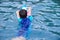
0 0 60 40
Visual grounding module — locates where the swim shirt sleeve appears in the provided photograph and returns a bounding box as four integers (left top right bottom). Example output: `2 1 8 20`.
17 18 22 22
28 16 33 21
17 16 33 22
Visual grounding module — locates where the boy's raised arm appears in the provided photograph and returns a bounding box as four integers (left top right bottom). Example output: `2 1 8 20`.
27 7 32 16
16 10 20 18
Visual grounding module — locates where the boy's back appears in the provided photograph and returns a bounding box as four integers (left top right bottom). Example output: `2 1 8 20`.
18 16 32 37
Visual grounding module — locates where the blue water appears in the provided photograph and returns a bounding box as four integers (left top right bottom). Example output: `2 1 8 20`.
0 0 60 40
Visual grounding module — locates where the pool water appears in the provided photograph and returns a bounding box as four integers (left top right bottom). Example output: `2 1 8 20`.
0 0 60 40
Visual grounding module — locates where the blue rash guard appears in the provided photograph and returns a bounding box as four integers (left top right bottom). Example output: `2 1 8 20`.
17 16 33 38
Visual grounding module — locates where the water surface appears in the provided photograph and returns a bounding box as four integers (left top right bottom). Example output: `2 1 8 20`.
0 0 60 40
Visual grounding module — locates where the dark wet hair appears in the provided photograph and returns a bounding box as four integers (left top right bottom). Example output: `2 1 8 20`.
19 9 27 18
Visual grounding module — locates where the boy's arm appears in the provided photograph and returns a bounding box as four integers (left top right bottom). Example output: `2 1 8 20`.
16 10 20 19
27 7 31 16
27 7 33 21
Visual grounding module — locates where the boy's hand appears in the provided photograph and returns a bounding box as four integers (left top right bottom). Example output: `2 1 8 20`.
27 7 31 10
16 10 20 14
27 7 32 16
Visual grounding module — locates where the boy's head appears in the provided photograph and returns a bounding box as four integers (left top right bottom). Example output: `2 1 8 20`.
19 9 27 18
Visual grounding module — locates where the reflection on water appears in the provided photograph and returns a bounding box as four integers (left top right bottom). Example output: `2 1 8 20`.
52 0 60 5
0 0 60 40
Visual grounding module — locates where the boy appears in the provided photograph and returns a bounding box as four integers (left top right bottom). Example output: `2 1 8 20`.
16 6 33 40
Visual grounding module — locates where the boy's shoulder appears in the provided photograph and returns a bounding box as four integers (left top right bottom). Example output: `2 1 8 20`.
18 16 33 22
27 16 33 21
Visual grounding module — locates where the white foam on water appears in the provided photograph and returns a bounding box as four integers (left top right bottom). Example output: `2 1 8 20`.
27 0 39 2
11 36 26 40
